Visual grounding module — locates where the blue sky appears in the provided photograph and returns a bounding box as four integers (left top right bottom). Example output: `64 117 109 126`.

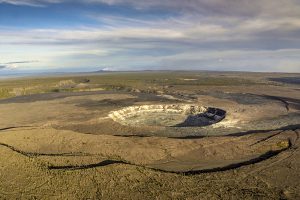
0 0 300 73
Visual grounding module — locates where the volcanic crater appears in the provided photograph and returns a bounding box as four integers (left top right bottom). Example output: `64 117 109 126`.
108 104 226 127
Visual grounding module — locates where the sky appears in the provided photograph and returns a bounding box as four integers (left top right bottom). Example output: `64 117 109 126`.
0 0 300 73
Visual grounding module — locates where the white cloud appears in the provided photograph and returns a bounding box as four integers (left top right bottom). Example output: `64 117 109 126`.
2 0 300 18
0 0 62 6
1 0 300 72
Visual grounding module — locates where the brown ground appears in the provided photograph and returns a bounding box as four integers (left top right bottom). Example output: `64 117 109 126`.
0 72 299 199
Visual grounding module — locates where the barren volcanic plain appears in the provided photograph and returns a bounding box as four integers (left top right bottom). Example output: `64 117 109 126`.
0 71 299 199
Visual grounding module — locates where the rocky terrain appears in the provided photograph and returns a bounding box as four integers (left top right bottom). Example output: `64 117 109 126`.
0 71 299 199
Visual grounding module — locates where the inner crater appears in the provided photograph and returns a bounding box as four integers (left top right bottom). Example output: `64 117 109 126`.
108 104 226 127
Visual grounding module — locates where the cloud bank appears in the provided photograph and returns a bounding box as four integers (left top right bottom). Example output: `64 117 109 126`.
0 0 299 72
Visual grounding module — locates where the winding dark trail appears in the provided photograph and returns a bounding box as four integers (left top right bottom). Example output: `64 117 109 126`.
0 126 35 132
0 142 93 157
0 125 298 174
